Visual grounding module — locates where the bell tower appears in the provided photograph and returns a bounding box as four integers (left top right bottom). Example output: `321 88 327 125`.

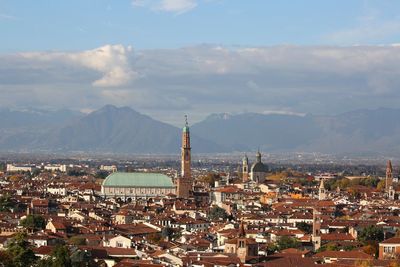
319 179 326 200
177 115 192 198
312 208 322 251
386 160 393 192
181 115 191 179
242 155 249 182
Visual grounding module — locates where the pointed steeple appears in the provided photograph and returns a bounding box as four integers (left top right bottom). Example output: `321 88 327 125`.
387 160 393 171
256 149 262 163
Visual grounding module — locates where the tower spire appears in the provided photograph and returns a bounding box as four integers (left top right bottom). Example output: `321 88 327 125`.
386 159 393 195
177 115 192 198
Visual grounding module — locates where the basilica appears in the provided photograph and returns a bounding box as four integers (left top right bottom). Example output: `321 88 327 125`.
242 151 269 183
101 117 192 200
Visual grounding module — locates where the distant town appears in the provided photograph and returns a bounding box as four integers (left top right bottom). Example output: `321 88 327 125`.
0 119 399 267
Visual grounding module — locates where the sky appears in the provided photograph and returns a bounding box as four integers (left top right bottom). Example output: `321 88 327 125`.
1 0 400 125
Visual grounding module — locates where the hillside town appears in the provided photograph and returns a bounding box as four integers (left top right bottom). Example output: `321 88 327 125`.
0 121 400 267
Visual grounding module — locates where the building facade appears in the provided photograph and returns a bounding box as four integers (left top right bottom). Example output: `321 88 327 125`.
101 172 176 200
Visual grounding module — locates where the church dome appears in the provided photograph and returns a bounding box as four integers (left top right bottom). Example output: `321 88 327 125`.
251 151 268 173
251 161 268 173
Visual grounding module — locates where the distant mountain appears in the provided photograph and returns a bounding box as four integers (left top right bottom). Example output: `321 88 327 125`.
192 108 400 155
0 108 83 150
192 112 322 152
36 105 224 154
0 107 82 129
0 105 400 155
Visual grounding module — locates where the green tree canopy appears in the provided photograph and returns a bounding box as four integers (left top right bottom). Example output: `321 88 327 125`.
0 195 14 212
277 236 300 250
36 245 72 267
358 225 384 245
208 206 228 221
20 215 46 231
161 227 174 240
296 222 312 234
6 233 37 267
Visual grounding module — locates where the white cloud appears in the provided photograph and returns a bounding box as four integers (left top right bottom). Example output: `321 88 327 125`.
132 0 197 14
158 0 197 13
2 44 400 123
20 44 137 87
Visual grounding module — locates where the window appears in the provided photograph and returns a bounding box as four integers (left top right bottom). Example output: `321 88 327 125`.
116 242 123 248
384 246 395 253
239 241 245 248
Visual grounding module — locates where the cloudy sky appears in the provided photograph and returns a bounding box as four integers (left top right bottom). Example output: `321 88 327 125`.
1 0 400 125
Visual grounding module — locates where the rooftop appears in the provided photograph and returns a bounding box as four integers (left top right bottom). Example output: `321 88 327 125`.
102 172 175 188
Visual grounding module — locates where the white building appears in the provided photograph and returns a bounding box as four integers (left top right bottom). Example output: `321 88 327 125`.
6 164 34 172
100 165 117 172
47 186 67 196
43 164 67 172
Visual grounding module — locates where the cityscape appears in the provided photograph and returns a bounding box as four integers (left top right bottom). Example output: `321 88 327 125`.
2 1 400 267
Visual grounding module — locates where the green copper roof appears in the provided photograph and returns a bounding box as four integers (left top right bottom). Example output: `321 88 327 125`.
103 172 175 188
183 126 189 132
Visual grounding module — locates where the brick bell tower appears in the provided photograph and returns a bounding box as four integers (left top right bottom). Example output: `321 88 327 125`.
177 115 192 198
386 160 393 192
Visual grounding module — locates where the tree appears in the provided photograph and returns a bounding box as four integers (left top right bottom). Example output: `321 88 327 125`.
277 236 300 250
0 195 14 212
358 225 384 258
208 206 228 221
266 243 279 254
0 250 14 267
20 215 45 231
36 246 72 267
296 222 312 234
377 180 386 191
198 173 220 187
94 170 109 179
358 225 384 245
161 227 174 240
70 247 95 267
51 245 72 267
317 243 339 252
6 233 37 267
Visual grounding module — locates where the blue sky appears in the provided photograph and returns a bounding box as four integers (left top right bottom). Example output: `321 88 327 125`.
1 0 400 52
1 0 400 125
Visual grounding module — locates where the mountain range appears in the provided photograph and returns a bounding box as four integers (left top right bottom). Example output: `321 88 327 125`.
0 105 399 155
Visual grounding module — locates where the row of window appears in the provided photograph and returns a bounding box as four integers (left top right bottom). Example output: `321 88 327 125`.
106 187 174 195
384 246 396 253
